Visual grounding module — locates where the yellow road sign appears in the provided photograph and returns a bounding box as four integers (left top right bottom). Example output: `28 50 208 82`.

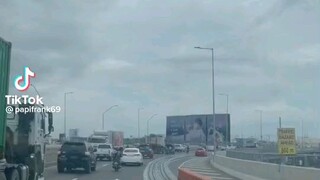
277 128 296 155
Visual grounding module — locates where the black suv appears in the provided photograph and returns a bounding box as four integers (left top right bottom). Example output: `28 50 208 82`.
57 141 97 173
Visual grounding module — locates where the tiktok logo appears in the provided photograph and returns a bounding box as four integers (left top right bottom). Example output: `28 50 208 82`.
14 67 36 92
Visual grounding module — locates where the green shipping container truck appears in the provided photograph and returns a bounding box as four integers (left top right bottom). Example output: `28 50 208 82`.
0 37 54 180
0 37 11 160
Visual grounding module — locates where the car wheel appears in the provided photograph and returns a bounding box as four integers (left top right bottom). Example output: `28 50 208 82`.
66 167 72 172
91 164 96 171
85 162 91 174
8 169 20 180
57 164 64 173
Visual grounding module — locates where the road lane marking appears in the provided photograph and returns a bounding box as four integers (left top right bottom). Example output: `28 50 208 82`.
178 158 195 168
71 178 78 180
102 163 109 167
195 171 221 176
210 177 234 180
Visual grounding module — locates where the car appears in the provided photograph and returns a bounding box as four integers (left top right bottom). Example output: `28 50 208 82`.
120 148 143 166
206 145 215 152
174 144 185 152
139 147 154 159
165 144 175 154
195 147 207 157
95 143 113 161
57 141 97 174
220 145 227 151
227 145 236 150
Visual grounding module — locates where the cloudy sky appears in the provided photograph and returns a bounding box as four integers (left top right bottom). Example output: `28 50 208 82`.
1 0 319 140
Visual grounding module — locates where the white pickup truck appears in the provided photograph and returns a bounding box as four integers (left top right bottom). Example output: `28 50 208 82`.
94 143 113 161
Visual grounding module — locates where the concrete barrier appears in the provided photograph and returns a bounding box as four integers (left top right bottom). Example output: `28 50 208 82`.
178 168 211 180
211 153 320 180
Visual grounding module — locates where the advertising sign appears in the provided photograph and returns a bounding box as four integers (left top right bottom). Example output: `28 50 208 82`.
166 114 230 145
278 128 296 155
207 114 229 145
185 115 206 144
166 116 186 144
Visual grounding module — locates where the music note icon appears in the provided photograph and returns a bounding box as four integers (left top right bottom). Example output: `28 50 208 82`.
14 67 36 92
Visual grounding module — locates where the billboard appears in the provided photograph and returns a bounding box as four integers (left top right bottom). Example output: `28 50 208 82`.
166 116 186 144
166 114 230 146
185 115 207 144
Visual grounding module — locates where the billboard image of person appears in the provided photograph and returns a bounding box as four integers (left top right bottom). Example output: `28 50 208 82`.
207 114 230 147
166 116 185 144
185 115 206 145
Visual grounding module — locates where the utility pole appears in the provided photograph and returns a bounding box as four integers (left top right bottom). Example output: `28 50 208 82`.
194 47 216 151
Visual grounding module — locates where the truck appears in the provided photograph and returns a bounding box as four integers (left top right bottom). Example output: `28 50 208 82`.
148 134 166 154
0 37 54 180
87 130 109 149
107 131 124 148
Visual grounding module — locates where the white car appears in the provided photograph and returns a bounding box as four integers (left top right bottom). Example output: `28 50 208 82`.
95 143 113 161
174 144 185 152
120 148 143 166
206 145 215 152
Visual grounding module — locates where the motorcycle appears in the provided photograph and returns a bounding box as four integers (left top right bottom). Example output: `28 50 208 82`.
112 151 122 172
112 161 121 172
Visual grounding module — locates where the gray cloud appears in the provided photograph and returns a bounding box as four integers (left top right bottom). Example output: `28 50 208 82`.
1 0 319 138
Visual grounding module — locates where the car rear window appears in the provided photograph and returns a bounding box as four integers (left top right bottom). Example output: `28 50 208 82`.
98 144 111 149
124 149 138 153
62 142 86 152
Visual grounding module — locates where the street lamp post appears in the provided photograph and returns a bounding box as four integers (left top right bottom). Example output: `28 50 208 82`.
64 92 74 136
138 108 143 141
255 110 263 141
30 84 42 98
194 46 216 150
102 105 119 130
147 114 157 144
219 93 229 143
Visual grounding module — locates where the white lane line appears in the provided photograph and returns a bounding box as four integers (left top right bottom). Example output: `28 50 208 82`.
181 166 215 171
195 171 221 176
71 178 78 180
188 169 219 173
210 177 234 180
178 158 195 168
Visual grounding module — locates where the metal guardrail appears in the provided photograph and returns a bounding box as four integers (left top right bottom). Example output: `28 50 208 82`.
226 149 320 168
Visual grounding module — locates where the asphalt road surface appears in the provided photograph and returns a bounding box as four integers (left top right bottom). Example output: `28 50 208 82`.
45 152 238 180
45 155 157 180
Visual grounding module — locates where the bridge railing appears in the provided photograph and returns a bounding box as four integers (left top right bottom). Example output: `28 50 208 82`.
226 149 320 168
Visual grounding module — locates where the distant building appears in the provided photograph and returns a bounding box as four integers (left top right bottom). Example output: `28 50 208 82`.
296 137 320 148
69 128 79 138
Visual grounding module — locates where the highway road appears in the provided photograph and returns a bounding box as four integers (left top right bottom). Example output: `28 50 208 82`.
45 155 156 180
44 152 238 180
